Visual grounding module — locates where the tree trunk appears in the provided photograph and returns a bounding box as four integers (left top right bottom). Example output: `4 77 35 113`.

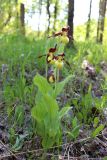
96 0 107 43
38 0 42 37
20 3 25 35
15 0 19 29
86 0 92 39
68 0 74 46
53 0 58 31
47 0 51 33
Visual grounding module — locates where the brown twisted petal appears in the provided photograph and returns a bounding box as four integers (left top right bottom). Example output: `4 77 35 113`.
49 44 57 53
54 56 64 61
38 54 46 58
58 53 65 57
48 32 62 38
48 27 70 38
54 32 62 37
53 53 65 61
65 60 71 67
55 53 65 60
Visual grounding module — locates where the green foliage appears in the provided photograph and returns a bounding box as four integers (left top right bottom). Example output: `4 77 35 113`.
93 117 99 128
72 81 106 125
67 117 80 140
92 124 104 138
72 86 93 124
9 128 16 144
54 75 74 98
31 74 71 148
33 73 53 95
14 105 24 127
103 156 107 160
0 33 107 157
12 134 28 152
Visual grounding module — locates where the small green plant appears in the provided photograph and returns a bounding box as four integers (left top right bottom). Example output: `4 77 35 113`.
14 105 24 127
103 156 107 160
12 134 28 152
67 117 80 141
72 84 100 124
91 117 104 138
31 74 72 148
91 124 104 138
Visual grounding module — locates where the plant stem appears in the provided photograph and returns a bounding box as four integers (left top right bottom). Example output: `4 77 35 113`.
55 68 57 92
45 62 48 79
57 69 59 82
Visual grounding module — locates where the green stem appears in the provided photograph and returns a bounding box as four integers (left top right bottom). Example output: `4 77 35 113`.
55 68 57 92
45 62 48 79
45 38 50 79
57 69 59 82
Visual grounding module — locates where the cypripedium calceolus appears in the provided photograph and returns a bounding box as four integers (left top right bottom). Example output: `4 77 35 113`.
54 53 65 69
38 27 71 83
48 26 70 45
47 52 65 70
47 27 70 82
47 45 57 64
60 27 70 44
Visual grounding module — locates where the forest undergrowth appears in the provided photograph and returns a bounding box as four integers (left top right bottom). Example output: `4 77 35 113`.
0 33 107 160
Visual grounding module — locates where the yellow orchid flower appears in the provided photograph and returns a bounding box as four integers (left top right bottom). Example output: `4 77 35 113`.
55 60 64 69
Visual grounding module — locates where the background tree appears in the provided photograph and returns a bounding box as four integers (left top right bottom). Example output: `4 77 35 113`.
96 0 107 43
47 0 51 33
38 0 43 36
0 0 12 31
68 0 74 46
86 0 92 39
15 0 19 29
53 0 59 31
20 3 25 35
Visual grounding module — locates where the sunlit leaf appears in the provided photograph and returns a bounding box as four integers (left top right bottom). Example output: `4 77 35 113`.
92 124 104 138
33 73 53 94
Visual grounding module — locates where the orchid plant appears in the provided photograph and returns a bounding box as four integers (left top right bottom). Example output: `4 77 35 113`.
31 27 72 149
47 26 70 83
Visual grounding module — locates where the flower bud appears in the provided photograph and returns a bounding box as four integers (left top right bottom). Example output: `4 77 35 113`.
48 75 55 83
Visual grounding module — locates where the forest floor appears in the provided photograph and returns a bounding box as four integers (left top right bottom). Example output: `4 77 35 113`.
0 34 107 160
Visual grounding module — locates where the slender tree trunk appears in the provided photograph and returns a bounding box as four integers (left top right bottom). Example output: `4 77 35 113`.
0 0 11 30
86 0 92 39
47 0 51 33
0 12 11 30
20 3 25 35
68 0 74 46
38 0 42 37
96 0 107 43
53 0 58 31
16 0 19 29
